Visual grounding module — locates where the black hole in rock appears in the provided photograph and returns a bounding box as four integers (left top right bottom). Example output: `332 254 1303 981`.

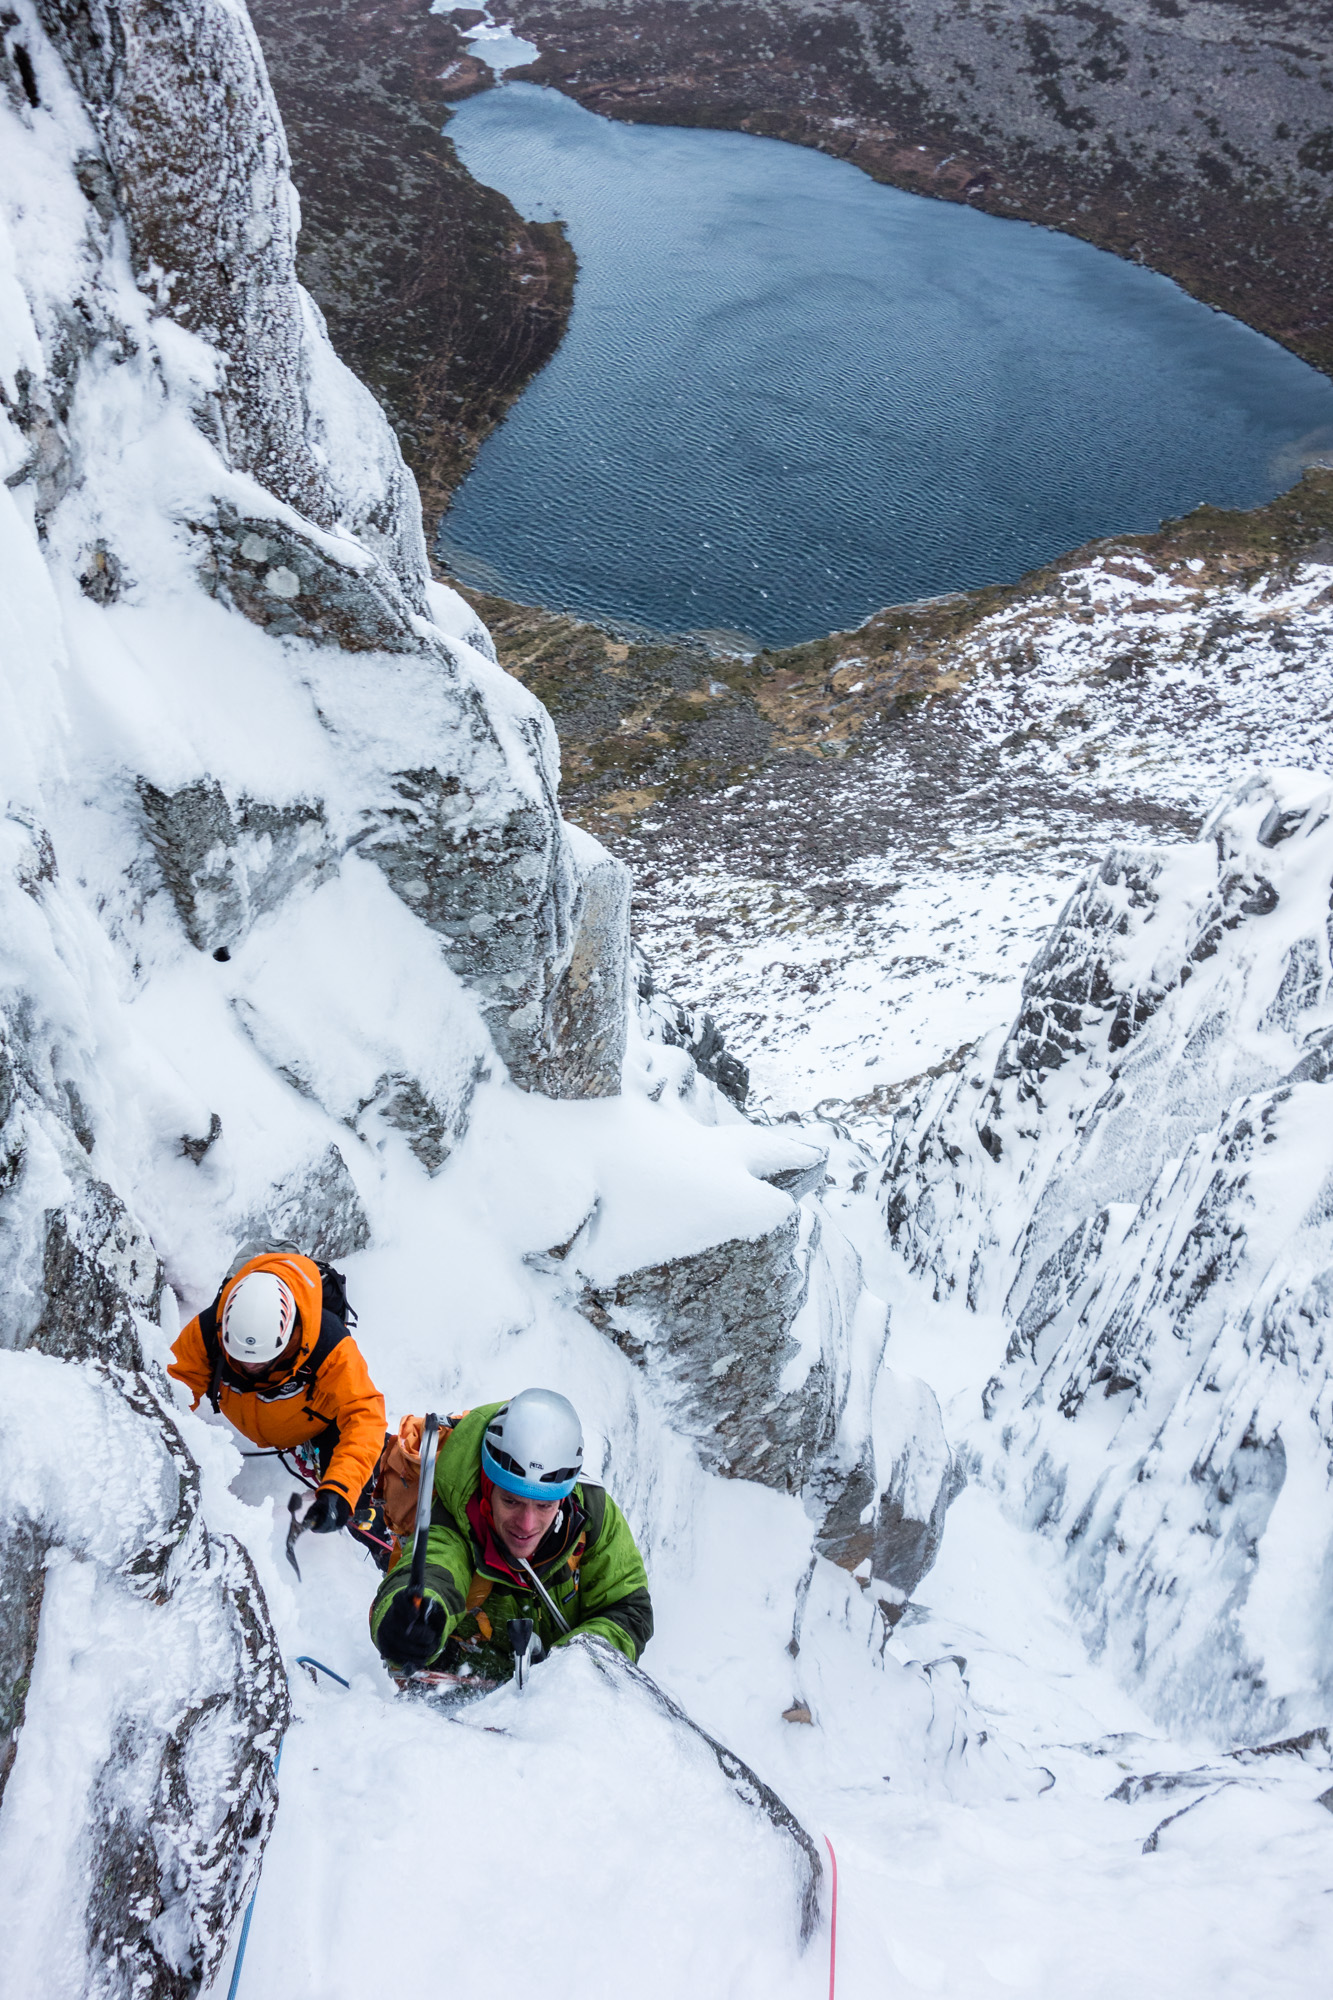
212 946 231 963
14 42 40 107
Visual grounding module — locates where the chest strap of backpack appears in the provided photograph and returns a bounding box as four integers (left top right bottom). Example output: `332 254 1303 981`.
198 1296 346 1414
199 1300 225 1414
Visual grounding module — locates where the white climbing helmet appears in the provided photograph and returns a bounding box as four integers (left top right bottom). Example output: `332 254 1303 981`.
221 1270 297 1366
482 1388 584 1502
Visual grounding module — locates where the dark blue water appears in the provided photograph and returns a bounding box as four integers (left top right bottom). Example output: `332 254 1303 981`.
440 84 1333 649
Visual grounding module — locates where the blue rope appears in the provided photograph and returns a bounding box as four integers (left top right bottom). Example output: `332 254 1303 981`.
225 1658 349 1995
226 1739 283 2000
294 1655 350 1688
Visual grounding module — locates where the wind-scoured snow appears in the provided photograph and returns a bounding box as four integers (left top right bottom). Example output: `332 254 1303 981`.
3 2 1333 1995
625 544 1333 1116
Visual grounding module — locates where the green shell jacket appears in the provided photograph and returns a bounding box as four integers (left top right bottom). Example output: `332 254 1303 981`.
370 1401 653 1680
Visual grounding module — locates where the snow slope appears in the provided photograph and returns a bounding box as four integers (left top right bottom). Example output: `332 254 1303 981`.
0 6 931 1990
3 3 1333 1996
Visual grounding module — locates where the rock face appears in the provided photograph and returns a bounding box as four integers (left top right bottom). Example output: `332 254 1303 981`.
575 1107 953 1596
0 830 287 1997
30 0 419 571
0 3 631 1986
243 1144 370 1260
545 835 632 1098
0 1353 289 2000
879 769 1333 1739
584 1208 828 1489
7 0 629 1104
196 504 435 652
811 1368 955 1600
246 0 576 525
508 0 1333 374
139 776 335 958
634 949 749 1109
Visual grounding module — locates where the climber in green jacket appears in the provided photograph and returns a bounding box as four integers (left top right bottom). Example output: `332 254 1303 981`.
370 1391 653 1682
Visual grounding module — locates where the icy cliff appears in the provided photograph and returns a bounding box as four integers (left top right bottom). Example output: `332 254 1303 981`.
8 2 1333 1992
882 767 1333 1743
0 5 950 1990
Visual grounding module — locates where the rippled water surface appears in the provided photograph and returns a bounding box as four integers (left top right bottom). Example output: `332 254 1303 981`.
441 85 1333 648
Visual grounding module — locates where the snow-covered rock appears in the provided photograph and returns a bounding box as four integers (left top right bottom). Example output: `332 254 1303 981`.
0 3 651 1984
880 768 1333 1739
0 7 948 1987
3 0 630 1101
0 1349 287 1999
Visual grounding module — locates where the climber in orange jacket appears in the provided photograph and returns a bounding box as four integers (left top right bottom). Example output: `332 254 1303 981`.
169 1248 386 1536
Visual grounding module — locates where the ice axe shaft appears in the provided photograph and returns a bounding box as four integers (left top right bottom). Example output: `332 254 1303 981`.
409 1413 441 1610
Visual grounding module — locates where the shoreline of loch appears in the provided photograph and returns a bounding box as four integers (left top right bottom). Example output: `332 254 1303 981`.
499 0 1333 380
447 465 1333 841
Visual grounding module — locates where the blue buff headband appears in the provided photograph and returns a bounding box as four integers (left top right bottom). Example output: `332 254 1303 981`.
481 1438 579 1503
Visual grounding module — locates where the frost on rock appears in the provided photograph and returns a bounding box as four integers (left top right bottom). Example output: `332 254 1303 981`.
573 1088 948 1595
811 1366 957 1601
0 829 287 1992
879 769 1333 1738
634 945 750 1109
239 1141 369 1262
31 0 422 586
584 1207 825 1490
0 5 644 1966
0 1354 288 2000
138 775 336 957
5 0 630 1103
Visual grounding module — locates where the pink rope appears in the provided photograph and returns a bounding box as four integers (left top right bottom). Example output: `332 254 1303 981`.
824 1835 839 1998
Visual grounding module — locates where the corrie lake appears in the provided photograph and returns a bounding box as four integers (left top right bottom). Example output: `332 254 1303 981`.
439 82 1333 649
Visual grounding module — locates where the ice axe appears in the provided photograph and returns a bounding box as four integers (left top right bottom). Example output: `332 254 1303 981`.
285 1491 310 1579
403 1412 441 1650
508 1616 540 1691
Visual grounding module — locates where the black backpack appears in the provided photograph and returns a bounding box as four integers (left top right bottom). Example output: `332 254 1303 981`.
200 1258 356 1413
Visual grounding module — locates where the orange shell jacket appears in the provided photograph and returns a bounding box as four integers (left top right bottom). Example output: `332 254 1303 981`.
169 1252 386 1505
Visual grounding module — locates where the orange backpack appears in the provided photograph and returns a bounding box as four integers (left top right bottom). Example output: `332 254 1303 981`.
379 1411 468 1537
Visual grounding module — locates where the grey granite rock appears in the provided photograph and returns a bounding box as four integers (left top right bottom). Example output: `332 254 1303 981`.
28 0 429 598
193 504 435 654
760 1146 828 1202
241 1143 370 1259
31 1177 164 1371
0 1363 289 2000
358 741 631 1098
544 845 631 1099
810 1370 956 1596
0 1515 46 1807
634 949 749 1108
0 944 288 1997
139 774 336 956
583 1210 838 1492
77 539 124 605
880 773 1333 1737
360 1069 480 1176
36 0 328 520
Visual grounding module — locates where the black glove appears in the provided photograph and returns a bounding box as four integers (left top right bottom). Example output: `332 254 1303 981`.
307 1490 351 1535
376 1589 447 1669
